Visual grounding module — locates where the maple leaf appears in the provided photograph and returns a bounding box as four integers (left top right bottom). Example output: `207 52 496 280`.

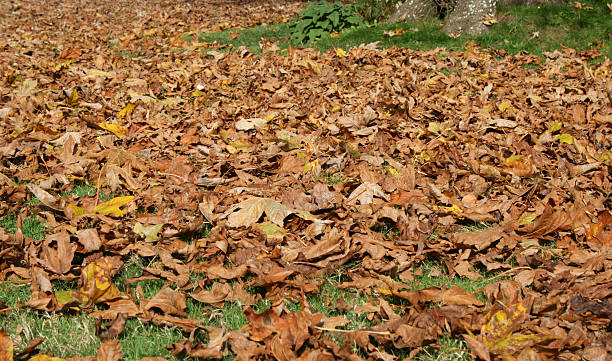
223 196 316 228
56 258 123 310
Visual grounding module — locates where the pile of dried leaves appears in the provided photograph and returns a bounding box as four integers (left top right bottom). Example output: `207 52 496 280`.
0 0 611 360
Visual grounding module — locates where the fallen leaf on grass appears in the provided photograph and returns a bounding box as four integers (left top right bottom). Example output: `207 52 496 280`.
55 258 123 310
169 327 228 360
96 313 128 339
452 226 503 251
145 287 187 317
190 282 233 306
97 339 123 361
379 286 483 307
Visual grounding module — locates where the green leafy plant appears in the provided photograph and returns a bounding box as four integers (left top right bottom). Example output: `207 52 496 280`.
289 1 363 45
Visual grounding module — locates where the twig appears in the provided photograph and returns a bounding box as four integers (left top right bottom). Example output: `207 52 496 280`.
94 162 106 207
0 305 24 313
314 326 390 335
489 266 532 280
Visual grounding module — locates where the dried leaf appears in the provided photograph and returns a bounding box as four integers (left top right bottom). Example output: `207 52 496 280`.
145 287 187 317
96 313 128 340
93 196 134 217
0 330 13 361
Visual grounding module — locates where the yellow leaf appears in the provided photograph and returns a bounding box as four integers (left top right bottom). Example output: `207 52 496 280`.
73 260 122 308
133 222 163 242
498 100 511 112
596 150 611 164
427 122 442 133
387 165 399 178
518 214 536 226
303 159 322 180
440 204 463 217
99 123 127 138
143 28 158 36
505 155 524 165
67 88 79 107
117 103 136 122
67 203 89 217
335 48 348 57
548 122 563 132
480 301 551 352
93 196 134 216
54 60 73 72
254 221 287 241
556 133 573 144
418 150 437 161
54 290 76 308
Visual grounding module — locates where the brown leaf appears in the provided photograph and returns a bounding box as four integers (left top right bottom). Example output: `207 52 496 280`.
14 336 45 360
205 264 248 280
97 339 122 361
347 182 388 205
96 313 128 340
452 226 503 251
26 184 62 211
169 327 227 359
145 287 187 317
518 205 572 238
76 228 102 252
463 334 491 361
393 324 427 348
0 329 13 361
38 232 75 275
190 282 232 306
89 299 141 319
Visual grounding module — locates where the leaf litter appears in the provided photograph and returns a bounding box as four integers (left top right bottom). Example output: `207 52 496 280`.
0 0 611 359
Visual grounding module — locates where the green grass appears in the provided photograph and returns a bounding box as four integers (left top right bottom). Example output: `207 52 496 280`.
195 22 292 53
61 182 113 202
307 278 373 329
415 336 470 361
0 283 99 357
195 0 610 58
0 214 46 240
325 172 346 185
409 260 499 299
0 253 249 360
63 182 98 198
